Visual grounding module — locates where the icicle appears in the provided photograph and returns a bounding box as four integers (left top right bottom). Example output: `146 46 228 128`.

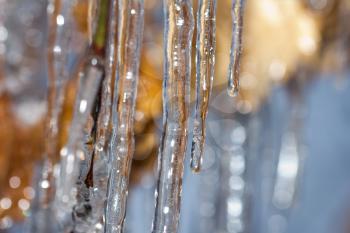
227 0 245 97
104 0 144 232
72 66 105 233
46 0 91 161
67 0 113 231
52 6 105 223
30 1 95 232
55 56 104 230
152 1 194 233
35 0 72 214
45 0 98 159
190 0 217 173
87 0 120 231
95 0 118 157
92 0 119 189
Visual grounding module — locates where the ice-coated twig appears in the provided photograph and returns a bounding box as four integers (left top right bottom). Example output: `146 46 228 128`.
190 0 217 173
71 86 102 233
86 0 119 231
95 0 118 155
52 5 106 222
55 56 104 230
66 0 113 231
152 1 194 233
104 0 144 232
227 0 245 97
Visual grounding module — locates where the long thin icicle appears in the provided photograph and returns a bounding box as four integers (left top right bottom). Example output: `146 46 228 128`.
88 0 119 231
95 0 118 155
65 0 110 231
190 0 217 172
45 0 73 162
37 0 74 212
55 57 104 230
105 0 144 232
46 0 91 161
31 1 93 232
152 1 194 233
29 2 60 230
227 0 245 97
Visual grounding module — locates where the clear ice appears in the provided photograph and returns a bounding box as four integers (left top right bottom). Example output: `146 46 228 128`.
28 0 249 231
61 0 112 231
38 0 75 212
152 0 194 233
55 57 104 231
53 0 108 229
227 0 245 97
190 0 217 173
31 0 95 232
104 0 144 232
87 0 120 231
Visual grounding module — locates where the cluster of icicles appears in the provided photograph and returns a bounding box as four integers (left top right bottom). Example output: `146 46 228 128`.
32 0 245 232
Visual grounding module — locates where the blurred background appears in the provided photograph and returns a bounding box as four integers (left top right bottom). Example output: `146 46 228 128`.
1 0 350 232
